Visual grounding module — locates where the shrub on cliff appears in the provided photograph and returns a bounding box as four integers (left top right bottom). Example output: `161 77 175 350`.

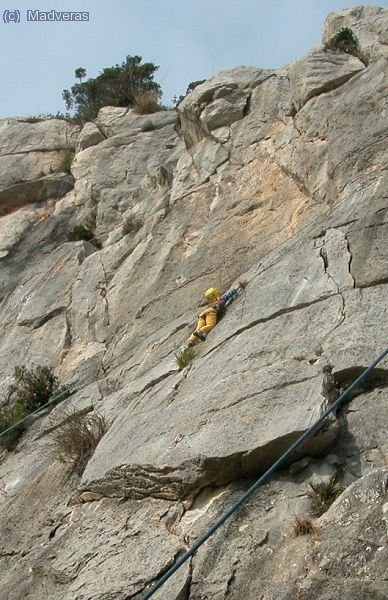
122 216 143 236
7 365 61 412
325 27 368 64
48 409 109 475
63 55 162 122
0 365 69 450
59 149 74 173
67 225 101 248
132 90 161 115
0 401 28 451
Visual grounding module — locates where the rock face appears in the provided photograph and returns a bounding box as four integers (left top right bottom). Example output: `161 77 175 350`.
0 117 79 217
289 49 365 109
0 6 387 600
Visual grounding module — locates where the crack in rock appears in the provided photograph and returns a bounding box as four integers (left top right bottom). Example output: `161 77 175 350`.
204 294 337 359
206 375 321 416
98 254 110 328
319 245 346 328
316 228 356 343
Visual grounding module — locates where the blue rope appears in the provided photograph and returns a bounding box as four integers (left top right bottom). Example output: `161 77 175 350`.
142 347 388 599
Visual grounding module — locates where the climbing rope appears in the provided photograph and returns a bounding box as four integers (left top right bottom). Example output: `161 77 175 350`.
142 347 388 599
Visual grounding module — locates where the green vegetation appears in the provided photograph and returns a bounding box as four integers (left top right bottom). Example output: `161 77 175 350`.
122 216 143 236
308 477 343 516
23 112 79 124
175 347 195 369
48 409 108 475
173 79 206 106
132 90 161 115
67 225 101 248
0 365 70 450
0 402 28 451
292 516 318 537
67 224 94 242
59 149 74 173
6 365 62 412
63 55 162 122
325 27 368 64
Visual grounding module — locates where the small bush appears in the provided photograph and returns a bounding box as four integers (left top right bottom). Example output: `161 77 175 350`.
325 27 368 64
292 516 318 537
132 90 161 115
49 409 108 475
175 347 195 369
59 149 75 173
0 365 69 450
122 217 143 236
6 365 61 412
67 225 101 248
0 401 28 450
308 477 343 517
67 224 94 242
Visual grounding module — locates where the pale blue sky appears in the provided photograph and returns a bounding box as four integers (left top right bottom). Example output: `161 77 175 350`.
1 0 387 118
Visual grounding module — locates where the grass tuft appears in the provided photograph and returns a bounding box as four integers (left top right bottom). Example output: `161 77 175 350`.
132 90 161 115
308 477 343 517
292 516 318 537
175 347 195 369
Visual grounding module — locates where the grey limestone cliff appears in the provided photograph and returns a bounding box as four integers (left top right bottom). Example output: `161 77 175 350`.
0 6 387 600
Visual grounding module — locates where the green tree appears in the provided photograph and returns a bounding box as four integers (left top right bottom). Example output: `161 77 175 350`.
63 55 162 122
74 67 87 83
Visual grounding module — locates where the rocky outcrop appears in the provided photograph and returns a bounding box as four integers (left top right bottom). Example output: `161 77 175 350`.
76 122 105 151
0 117 79 217
323 5 388 61
0 6 387 600
178 67 268 148
289 49 365 109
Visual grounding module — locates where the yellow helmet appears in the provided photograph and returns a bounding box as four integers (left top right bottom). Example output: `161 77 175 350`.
204 287 221 302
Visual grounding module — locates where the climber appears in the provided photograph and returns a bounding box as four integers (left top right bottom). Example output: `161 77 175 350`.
187 281 246 347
